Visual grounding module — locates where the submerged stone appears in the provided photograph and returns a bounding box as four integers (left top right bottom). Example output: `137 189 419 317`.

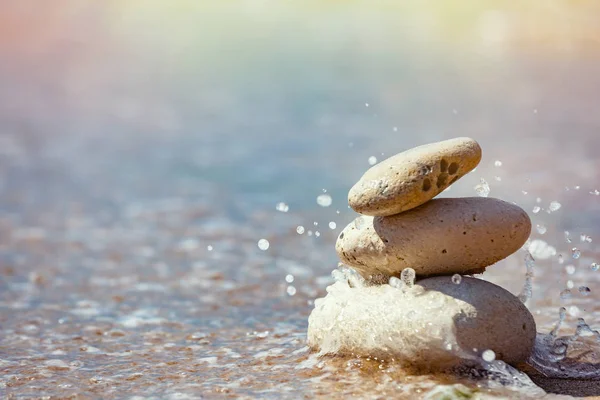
307 273 536 369
336 197 531 277
348 137 481 217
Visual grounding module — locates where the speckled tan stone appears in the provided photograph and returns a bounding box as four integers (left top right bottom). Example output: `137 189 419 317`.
336 197 531 277
348 137 482 216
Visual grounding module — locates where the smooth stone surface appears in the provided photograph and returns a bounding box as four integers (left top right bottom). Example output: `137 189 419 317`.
348 137 482 216
307 274 536 368
336 197 531 277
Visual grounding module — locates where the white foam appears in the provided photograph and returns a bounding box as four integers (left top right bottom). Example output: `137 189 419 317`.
307 268 469 369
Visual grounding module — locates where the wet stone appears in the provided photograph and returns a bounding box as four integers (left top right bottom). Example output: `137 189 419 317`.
336 197 532 278
348 137 482 216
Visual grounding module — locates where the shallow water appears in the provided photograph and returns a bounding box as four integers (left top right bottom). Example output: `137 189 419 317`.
2 2 600 399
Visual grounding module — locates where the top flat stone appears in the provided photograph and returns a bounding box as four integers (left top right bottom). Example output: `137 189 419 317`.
348 137 482 216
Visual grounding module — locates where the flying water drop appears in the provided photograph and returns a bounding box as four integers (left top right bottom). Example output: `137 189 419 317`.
275 202 289 212
257 239 270 251
578 286 591 296
400 268 416 288
389 276 402 289
518 251 535 303
482 349 496 362
549 201 562 212
317 194 332 207
474 179 490 197
559 289 572 300
565 265 575 275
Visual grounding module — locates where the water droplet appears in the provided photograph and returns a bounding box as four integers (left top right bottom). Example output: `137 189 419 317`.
590 189 600 196
549 201 562 212
316 194 332 207
558 254 564 264
452 274 462 285
313 221 319 226
275 202 289 212
393 127 398 131
568 305 580 316
368 156 378 165
494 176 502 181
528 239 557 259
572 248 581 259
532 206 541 214
482 349 496 362
560 289 572 299
567 280 574 289
565 265 576 275
286 286 297 296
536 197 542 203
580 234 592 243
522 190 528 195
315 231 321 237
591 262 600 272
354 217 366 230
365 103 369 107
519 251 535 303
389 276 402 289
400 268 416 288
296 226 305 234
285 274 294 283
307 230 313 236
474 178 490 197
494 160 502 167
575 186 581 190
207 245 213 251
536 224 547 234
565 231 572 243
257 239 270 251
578 286 591 296
329 221 337 230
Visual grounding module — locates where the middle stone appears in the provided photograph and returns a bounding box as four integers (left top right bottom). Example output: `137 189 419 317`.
336 197 532 278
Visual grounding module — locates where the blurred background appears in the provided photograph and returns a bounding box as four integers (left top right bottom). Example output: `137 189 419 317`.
2 1 600 398
1 1 600 216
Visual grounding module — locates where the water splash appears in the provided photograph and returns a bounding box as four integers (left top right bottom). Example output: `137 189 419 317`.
518 251 535 304
474 178 490 197
529 308 600 379
400 268 416 288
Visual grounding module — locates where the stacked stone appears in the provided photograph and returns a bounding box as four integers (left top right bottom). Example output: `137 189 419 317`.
330 137 536 366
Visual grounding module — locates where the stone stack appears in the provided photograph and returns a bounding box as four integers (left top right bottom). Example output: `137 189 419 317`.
308 137 537 368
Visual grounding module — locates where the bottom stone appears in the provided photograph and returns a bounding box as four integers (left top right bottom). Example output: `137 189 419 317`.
307 270 536 369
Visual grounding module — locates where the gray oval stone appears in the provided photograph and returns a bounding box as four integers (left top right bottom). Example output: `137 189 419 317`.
307 275 536 368
348 137 482 216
